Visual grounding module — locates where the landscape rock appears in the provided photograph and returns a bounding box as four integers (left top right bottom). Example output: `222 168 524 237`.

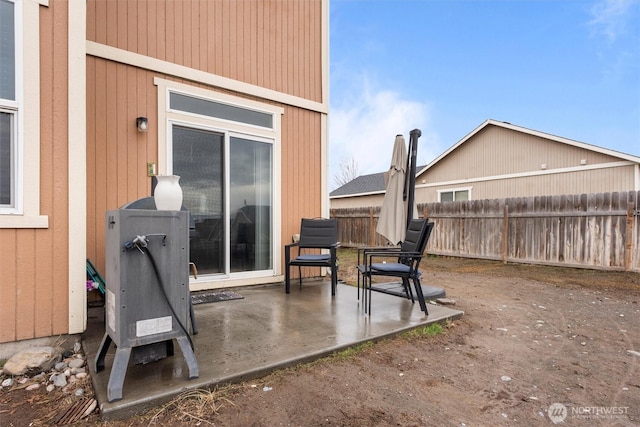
71 367 86 375
2 346 62 376
68 358 85 369
50 372 68 388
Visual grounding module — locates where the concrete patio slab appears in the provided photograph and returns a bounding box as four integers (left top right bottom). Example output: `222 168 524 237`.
82 280 464 420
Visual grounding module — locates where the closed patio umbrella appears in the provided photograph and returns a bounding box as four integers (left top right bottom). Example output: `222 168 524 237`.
376 135 418 245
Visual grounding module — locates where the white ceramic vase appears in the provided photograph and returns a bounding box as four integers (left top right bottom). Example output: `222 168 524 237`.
154 175 183 211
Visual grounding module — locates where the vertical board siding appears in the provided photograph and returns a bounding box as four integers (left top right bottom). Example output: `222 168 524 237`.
280 106 322 280
331 191 640 273
0 2 69 344
1 0 326 345
86 61 322 277
87 0 323 103
0 231 17 342
86 59 159 274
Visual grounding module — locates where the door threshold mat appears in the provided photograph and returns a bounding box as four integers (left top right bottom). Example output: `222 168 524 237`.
370 282 446 300
191 290 244 305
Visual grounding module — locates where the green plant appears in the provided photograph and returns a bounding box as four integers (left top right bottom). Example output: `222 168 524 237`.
401 322 445 339
333 341 374 360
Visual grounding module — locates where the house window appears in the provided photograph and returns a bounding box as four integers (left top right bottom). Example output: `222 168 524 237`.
158 79 283 281
0 0 46 227
170 92 273 129
0 110 15 206
439 187 471 202
0 0 16 208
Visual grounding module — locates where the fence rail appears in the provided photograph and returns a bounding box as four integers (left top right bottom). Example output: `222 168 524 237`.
330 191 640 272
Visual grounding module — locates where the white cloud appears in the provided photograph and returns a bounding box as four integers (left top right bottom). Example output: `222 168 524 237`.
329 78 434 189
588 0 637 42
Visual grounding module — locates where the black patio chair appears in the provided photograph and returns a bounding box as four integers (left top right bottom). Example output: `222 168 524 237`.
358 219 434 314
285 218 339 295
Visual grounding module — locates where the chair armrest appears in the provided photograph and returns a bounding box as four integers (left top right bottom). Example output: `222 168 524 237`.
357 245 399 252
357 245 400 265
365 250 423 258
284 242 300 265
363 250 424 266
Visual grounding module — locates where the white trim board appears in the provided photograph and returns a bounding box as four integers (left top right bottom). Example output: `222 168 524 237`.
86 41 328 115
68 1 87 335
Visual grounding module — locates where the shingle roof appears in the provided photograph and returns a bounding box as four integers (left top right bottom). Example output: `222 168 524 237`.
330 165 427 198
330 172 386 197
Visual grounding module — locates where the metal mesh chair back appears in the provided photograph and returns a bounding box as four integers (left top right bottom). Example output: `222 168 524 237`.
297 218 338 248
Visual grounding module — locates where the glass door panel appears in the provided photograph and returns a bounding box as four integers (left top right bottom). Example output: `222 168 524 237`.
172 125 225 275
229 136 272 272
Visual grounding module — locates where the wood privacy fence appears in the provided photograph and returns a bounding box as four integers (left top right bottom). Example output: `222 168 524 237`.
330 191 640 272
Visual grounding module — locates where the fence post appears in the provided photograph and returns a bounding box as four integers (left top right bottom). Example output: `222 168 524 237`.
369 207 375 246
502 205 509 263
625 202 634 271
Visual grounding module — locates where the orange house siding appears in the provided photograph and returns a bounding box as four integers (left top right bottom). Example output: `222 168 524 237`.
86 61 323 276
86 59 159 275
85 0 326 278
1 0 326 345
86 0 323 103
0 2 70 343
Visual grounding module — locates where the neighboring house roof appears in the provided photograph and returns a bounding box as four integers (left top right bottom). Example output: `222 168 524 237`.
330 172 386 198
330 165 427 198
415 119 640 176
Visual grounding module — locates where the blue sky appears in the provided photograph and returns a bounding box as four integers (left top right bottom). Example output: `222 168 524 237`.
329 0 640 188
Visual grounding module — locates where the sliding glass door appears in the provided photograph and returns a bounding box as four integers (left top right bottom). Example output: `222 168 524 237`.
172 125 273 276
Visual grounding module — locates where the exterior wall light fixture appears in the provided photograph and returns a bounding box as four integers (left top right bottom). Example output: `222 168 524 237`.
136 117 148 132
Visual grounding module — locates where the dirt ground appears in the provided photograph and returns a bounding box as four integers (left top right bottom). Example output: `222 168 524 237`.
1 255 639 426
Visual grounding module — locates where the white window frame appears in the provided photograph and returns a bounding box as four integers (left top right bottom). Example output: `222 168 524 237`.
0 0 47 228
437 186 472 203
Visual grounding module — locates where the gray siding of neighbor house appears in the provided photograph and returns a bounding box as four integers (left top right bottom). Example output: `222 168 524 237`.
416 164 638 202
415 124 637 202
331 193 384 209
425 125 621 181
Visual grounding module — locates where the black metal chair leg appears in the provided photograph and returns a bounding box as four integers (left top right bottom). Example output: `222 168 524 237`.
413 278 428 314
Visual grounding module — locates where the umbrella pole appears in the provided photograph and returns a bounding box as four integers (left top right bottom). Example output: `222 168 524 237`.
406 128 421 228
